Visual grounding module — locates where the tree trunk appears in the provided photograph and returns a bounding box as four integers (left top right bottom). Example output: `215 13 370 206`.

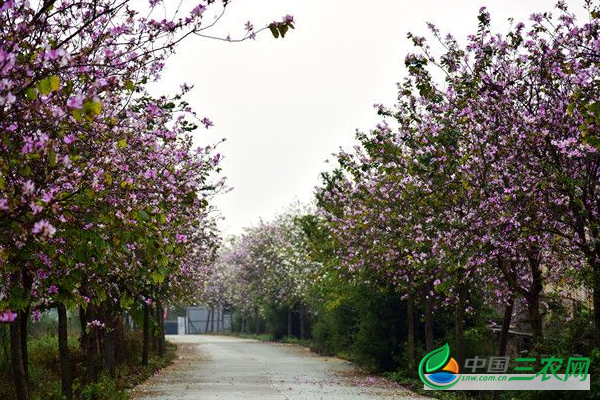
527 292 543 346
79 306 87 350
142 304 150 366
19 308 29 384
424 296 434 352
156 302 165 357
254 308 260 334
103 315 116 377
592 260 600 347
527 248 544 346
499 296 514 357
210 307 215 332
57 303 72 400
222 307 226 332
10 315 29 400
406 294 415 367
241 316 246 333
287 307 293 337
299 305 305 339
455 285 466 368
217 305 221 332
205 307 211 333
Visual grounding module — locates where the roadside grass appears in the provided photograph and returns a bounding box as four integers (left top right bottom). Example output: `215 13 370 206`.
0 332 176 400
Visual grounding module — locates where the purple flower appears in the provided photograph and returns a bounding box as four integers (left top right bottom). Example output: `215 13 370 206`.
0 198 8 211
41 191 54 203
63 134 77 145
201 117 213 128
32 220 56 237
191 4 206 17
0 310 17 323
67 94 84 109
31 310 42 322
433 279 441 286
48 285 59 294
30 203 43 214
23 180 35 196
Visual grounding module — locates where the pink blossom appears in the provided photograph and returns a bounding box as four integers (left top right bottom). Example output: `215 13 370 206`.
32 220 56 237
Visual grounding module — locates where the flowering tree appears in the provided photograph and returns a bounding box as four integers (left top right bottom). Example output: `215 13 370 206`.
316 1 599 367
215 206 320 337
0 1 295 399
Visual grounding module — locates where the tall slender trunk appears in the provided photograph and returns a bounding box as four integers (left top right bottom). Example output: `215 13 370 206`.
221 307 225 332
10 315 29 400
103 313 116 377
19 308 29 384
79 306 87 350
20 271 32 384
216 305 220 332
287 307 293 337
592 260 600 347
299 305 305 339
527 293 543 345
455 284 467 368
499 296 514 357
142 304 150 366
210 307 215 332
241 316 246 333
156 302 165 357
57 303 72 400
254 308 260 334
205 307 211 333
406 294 415 367
424 296 434 352
527 249 544 346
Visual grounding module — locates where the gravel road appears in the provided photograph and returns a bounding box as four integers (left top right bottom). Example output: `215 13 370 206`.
131 335 429 400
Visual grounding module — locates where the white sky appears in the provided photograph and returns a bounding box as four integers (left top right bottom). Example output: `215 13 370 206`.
153 0 587 235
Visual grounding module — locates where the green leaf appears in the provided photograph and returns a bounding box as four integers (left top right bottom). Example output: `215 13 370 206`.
279 24 289 38
116 139 127 149
269 24 279 38
158 255 169 267
424 344 450 373
49 149 57 168
26 88 38 100
151 270 165 284
37 75 60 95
589 102 600 116
137 210 150 221
72 109 82 122
83 100 102 120
49 75 60 91
125 80 135 91
38 78 52 96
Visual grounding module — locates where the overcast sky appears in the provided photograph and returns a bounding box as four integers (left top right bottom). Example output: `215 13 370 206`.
152 0 587 235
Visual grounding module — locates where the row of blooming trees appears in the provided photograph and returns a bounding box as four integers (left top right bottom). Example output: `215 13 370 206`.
0 1 294 399
214 206 320 337
212 3 599 382
314 0 599 368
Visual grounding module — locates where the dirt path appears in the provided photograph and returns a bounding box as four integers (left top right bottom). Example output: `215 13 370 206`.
131 335 429 400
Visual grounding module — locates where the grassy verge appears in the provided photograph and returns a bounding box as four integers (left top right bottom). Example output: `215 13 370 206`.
0 333 176 400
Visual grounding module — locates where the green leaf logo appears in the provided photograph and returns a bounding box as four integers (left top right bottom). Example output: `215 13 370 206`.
425 343 450 372
418 343 459 390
